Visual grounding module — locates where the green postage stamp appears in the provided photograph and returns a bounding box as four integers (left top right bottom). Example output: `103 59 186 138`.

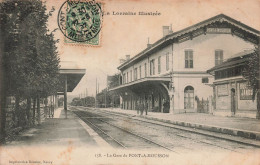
58 0 102 45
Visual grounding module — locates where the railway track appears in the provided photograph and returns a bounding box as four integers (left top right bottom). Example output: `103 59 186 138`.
71 107 258 153
75 107 260 147
73 110 176 152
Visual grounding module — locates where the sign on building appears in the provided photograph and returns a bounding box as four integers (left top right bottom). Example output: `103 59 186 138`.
207 28 231 34
239 82 253 100
217 84 228 96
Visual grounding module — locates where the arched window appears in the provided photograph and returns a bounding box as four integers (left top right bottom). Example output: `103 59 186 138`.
184 86 194 109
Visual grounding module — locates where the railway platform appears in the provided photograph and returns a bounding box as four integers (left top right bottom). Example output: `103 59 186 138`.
96 107 260 140
5 108 105 147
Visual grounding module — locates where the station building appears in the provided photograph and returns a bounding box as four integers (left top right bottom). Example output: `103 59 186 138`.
110 14 259 114
207 50 258 118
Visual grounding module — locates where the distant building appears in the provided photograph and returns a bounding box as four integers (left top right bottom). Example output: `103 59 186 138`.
207 50 258 118
110 14 259 114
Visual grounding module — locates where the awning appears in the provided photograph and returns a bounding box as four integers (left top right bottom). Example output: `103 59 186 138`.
109 77 171 94
57 62 86 93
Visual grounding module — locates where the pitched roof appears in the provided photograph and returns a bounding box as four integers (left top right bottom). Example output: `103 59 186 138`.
207 49 255 73
118 14 260 70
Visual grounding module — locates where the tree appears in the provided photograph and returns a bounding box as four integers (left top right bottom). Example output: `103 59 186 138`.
107 74 120 89
96 88 120 108
0 0 59 143
96 89 109 108
71 97 82 106
242 47 260 119
84 96 95 107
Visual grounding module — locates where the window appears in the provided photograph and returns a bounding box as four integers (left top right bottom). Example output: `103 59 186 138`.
126 72 128 83
139 66 142 79
185 50 193 68
130 70 132 82
215 50 223 66
158 56 161 74
150 59 155 75
144 63 147 77
166 52 169 71
215 66 243 80
123 73 126 84
134 68 137 80
184 86 194 109
202 77 209 83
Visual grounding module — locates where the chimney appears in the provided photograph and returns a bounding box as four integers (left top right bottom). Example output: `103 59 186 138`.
125 55 130 61
119 58 126 64
163 26 170 37
147 37 152 48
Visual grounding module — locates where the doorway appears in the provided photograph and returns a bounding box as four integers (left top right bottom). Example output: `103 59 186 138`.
231 88 236 114
184 86 194 109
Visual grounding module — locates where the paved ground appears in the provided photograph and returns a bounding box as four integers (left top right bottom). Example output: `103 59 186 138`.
93 107 260 140
5 108 99 147
0 108 116 165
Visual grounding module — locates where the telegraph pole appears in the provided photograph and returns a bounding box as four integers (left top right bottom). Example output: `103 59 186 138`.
95 78 97 108
85 88 87 106
105 76 107 108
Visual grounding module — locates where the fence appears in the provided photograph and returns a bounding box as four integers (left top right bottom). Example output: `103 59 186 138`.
197 98 209 113
4 97 46 142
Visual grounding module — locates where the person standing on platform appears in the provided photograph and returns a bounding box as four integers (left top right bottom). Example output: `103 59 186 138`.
49 101 54 118
136 100 140 115
140 101 144 115
145 100 148 115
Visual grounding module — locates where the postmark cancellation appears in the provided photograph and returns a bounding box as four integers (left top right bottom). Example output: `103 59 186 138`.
58 0 102 46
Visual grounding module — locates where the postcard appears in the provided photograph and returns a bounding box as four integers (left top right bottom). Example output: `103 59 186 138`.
0 0 260 164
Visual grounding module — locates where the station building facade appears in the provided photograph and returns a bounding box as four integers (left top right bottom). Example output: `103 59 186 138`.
207 50 258 118
110 14 259 114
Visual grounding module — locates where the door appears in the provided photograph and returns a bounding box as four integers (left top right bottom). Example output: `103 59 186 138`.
184 86 194 109
231 88 236 114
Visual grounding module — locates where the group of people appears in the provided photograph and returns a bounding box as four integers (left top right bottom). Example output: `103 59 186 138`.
135 99 170 114
136 100 148 115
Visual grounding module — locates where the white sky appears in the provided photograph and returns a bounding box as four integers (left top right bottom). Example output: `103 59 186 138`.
46 0 260 97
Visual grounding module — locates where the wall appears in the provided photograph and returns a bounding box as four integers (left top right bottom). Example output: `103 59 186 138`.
173 33 254 72
147 44 173 77
173 74 214 113
121 44 173 82
171 33 254 113
214 81 257 118
121 32 255 81
120 32 255 114
215 83 230 110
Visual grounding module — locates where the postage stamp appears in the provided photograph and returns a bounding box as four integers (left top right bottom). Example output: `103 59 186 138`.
57 0 102 45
